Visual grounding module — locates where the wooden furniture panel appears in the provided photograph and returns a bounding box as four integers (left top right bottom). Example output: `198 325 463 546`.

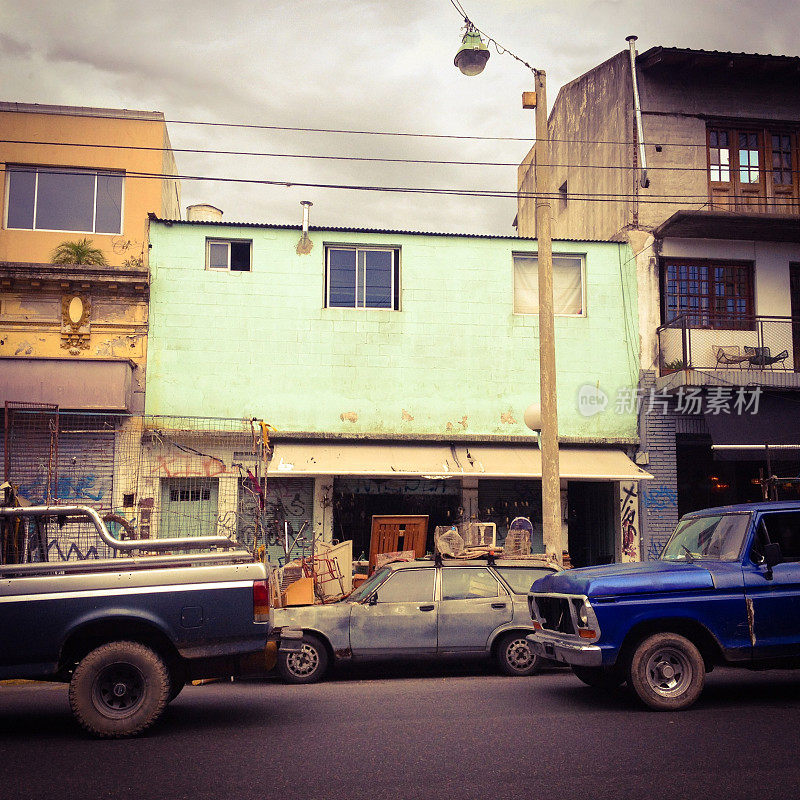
368 515 429 573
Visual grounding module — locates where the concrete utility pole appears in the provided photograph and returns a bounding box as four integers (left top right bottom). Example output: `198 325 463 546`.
524 73 561 565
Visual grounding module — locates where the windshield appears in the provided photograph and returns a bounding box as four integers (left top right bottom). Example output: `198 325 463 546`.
660 513 751 562
346 567 391 603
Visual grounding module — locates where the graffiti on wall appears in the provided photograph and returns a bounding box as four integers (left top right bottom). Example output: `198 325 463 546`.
642 485 678 511
620 481 640 561
152 455 228 478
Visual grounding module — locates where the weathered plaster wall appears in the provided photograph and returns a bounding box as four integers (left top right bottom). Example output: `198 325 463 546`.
146 222 639 441
518 51 633 242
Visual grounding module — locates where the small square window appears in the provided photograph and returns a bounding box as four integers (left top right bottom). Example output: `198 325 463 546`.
513 253 585 316
206 238 252 271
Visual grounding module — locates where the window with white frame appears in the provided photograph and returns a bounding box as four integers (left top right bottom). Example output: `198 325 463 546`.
513 253 585 315
5 165 124 234
325 245 400 309
206 238 252 271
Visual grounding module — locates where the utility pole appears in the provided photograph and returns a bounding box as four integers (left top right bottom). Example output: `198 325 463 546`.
524 72 562 565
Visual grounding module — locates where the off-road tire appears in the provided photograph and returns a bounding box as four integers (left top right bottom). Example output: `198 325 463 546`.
167 665 186 703
277 633 329 684
495 631 541 676
69 641 170 738
628 632 705 711
571 665 625 689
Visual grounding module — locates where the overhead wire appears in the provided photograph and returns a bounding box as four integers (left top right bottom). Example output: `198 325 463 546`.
0 166 770 207
5 138 793 175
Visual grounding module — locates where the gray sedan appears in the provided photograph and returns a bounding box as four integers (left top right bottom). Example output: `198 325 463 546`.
269 558 558 683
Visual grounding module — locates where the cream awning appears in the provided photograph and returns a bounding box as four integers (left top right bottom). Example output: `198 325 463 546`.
268 442 652 481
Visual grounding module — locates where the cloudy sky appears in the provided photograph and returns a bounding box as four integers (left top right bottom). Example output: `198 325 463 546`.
2 0 798 234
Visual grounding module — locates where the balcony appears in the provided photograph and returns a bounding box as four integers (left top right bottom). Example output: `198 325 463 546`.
656 314 800 391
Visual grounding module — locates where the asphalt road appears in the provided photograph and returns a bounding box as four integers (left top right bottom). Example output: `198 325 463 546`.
1 662 799 800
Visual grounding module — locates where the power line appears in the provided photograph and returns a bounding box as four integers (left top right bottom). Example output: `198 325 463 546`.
6 139 798 176
2 165 783 206
5 108 732 148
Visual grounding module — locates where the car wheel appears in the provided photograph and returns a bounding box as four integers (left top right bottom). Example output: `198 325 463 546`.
628 632 705 711
277 634 329 684
68 641 170 738
571 665 625 689
495 632 541 676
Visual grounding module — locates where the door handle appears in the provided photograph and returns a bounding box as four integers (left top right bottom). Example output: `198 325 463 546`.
491 602 507 609
418 604 435 611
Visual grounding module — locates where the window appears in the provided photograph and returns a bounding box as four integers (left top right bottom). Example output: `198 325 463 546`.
441 568 500 600
159 478 219 538
494 566 554 594
709 129 730 182
558 180 568 211
513 253 584 315
707 125 799 212
772 134 793 187
206 239 251 271
375 569 434 603
759 511 800 562
663 259 753 328
5 165 123 234
325 246 399 309
738 132 760 184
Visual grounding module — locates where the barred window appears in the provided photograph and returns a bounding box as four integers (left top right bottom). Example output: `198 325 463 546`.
663 260 754 329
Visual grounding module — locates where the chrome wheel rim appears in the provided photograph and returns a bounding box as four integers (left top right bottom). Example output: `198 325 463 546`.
644 646 692 698
287 644 319 678
92 662 145 718
505 637 535 672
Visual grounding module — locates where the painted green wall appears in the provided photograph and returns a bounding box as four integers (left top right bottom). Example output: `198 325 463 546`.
146 222 639 439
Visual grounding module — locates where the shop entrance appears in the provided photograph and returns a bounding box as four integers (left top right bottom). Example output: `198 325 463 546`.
332 478 462 559
568 481 615 567
677 434 800 515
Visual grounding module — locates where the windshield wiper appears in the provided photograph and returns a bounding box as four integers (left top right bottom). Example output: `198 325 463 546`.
681 545 696 561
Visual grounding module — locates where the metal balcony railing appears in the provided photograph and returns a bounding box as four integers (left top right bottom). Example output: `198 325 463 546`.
656 314 800 374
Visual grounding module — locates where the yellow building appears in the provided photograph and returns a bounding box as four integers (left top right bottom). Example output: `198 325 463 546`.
0 103 180 508
0 102 180 416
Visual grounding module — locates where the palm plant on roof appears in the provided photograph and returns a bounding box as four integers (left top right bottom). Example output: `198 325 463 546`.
50 238 108 266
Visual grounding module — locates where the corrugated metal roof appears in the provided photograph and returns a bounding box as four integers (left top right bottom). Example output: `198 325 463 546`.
637 46 800 73
638 45 800 62
147 214 615 244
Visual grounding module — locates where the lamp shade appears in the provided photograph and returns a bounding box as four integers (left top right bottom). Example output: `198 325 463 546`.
454 30 490 76
524 403 542 432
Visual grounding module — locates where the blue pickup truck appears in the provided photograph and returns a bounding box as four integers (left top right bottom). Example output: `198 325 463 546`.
0 505 269 737
527 501 800 710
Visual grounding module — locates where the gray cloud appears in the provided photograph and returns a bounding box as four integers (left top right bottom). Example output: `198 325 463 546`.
2 0 798 233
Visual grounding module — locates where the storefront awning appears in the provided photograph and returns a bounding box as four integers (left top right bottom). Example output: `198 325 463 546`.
706 394 800 460
268 442 652 481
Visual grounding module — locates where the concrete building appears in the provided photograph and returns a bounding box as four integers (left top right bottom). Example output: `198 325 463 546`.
144 211 649 566
517 45 800 558
0 102 180 514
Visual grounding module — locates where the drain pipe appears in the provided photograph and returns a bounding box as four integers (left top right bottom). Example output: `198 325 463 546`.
296 200 313 255
626 35 649 189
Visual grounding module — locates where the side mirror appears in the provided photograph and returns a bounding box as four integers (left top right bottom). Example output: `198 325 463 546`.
764 542 782 570
367 593 378 606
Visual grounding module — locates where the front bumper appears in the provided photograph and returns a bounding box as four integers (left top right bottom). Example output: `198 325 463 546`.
527 632 603 667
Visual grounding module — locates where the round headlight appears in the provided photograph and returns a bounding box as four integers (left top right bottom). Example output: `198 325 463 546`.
578 603 589 627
